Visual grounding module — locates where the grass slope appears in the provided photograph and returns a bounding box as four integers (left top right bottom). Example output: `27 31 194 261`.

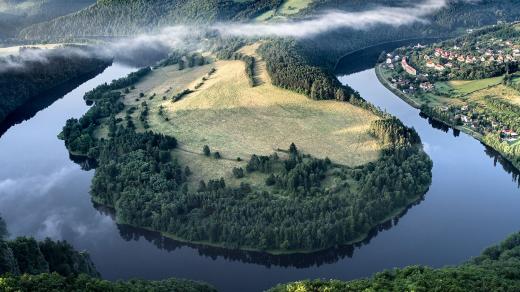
256 0 312 21
120 44 381 189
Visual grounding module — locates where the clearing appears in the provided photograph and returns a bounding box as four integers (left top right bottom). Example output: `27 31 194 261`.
256 0 313 21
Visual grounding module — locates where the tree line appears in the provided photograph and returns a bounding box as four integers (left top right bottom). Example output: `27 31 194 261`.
270 231 520 291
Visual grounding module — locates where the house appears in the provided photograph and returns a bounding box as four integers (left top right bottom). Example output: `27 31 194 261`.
401 57 417 76
426 60 435 68
435 64 445 71
386 58 393 64
457 56 465 62
501 130 519 142
420 82 434 91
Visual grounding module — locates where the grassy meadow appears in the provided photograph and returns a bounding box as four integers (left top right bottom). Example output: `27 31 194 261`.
436 76 504 96
117 44 382 187
256 0 313 21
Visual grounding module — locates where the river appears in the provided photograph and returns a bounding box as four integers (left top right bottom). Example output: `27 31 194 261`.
0 56 519 292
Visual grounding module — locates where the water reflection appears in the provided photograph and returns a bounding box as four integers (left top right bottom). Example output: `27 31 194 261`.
91 197 424 269
0 67 108 138
484 146 520 186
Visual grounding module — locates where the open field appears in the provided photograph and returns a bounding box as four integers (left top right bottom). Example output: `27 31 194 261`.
119 44 382 186
158 59 381 167
437 76 504 96
256 0 312 21
279 0 313 15
467 84 520 106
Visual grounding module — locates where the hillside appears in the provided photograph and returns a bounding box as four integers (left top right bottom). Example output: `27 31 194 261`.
270 231 520 291
17 0 520 68
0 0 94 39
19 0 281 39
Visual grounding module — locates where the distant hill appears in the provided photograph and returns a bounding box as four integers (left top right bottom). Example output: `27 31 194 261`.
18 0 520 64
301 0 520 68
0 0 95 38
19 0 282 39
0 12 18 38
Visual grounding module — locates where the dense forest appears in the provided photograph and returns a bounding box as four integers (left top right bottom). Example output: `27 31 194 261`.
17 0 520 69
19 0 281 39
59 42 432 252
0 0 94 40
0 46 111 124
0 216 97 277
0 274 217 291
270 231 520 291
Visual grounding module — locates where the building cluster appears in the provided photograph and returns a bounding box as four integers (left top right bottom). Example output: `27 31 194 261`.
421 38 520 73
401 57 417 76
384 53 433 93
443 105 518 143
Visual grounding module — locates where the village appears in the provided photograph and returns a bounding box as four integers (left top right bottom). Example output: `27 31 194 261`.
380 30 520 145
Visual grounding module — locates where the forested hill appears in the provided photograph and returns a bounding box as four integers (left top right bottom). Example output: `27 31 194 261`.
0 0 95 39
270 231 520 291
18 0 520 68
19 0 281 39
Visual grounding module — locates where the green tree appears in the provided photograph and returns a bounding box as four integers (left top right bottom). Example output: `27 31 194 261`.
232 167 244 179
203 145 211 156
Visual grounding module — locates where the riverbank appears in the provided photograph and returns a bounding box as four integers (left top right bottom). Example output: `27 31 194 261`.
375 64 520 171
0 50 112 124
93 190 427 256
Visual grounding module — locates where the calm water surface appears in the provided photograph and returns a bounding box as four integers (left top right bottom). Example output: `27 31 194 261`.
0 61 519 292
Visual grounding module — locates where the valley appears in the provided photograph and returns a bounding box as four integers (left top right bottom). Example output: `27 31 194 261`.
1 1 520 291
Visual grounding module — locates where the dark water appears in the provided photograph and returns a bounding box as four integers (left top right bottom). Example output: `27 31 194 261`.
0 59 519 292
